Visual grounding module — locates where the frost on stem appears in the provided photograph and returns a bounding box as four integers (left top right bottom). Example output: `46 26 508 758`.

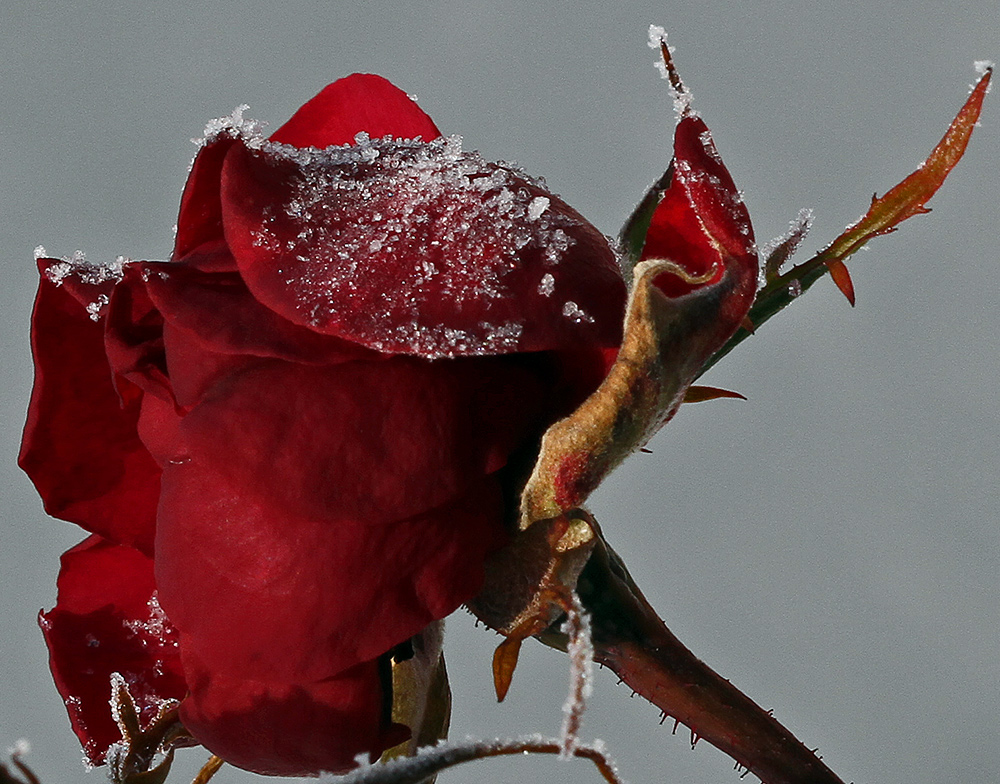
759 208 814 285
559 592 594 759
319 736 624 784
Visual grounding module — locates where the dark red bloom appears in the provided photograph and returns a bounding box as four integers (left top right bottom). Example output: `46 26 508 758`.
21 74 626 775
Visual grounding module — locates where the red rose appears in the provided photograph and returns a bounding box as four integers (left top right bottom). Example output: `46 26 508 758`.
21 74 626 776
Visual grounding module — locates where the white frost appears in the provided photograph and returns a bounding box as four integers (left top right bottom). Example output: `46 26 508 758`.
758 207 814 286
527 196 550 220
562 301 594 324
558 593 594 758
5 739 30 758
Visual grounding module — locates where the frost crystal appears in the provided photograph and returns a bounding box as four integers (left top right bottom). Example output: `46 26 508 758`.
538 272 556 296
562 301 594 324
5 739 30 758
41 251 130 320
197 103 265 147
759 207 813 285
527 196 550 220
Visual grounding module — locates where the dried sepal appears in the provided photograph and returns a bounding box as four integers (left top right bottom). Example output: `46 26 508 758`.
381 622 452 764
761 208 813 283
190 756 224 784
519 255 745 527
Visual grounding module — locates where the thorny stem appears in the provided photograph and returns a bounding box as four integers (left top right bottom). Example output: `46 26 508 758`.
567 537 847 784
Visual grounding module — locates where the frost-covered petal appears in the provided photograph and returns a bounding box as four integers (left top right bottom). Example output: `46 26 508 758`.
39 536 185 766
269 73 441 148
219 138 626 358
20 265 159 554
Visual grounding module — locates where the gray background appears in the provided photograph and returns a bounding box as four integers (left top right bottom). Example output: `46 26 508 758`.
2 2 997 783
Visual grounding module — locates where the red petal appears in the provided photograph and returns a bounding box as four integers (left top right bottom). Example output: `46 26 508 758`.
171 354 537 537
39 536 186 766
20 266 159 554
220 139 626 357
154 456 506 718
178 652 404 776
173 138 238 261
269 74 441 148
641 116 756 303
143 259 381 364
104 265 172 401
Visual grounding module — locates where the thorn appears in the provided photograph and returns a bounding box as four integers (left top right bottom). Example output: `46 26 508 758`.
640 447 653 454
826 258 856 306
672 718 680 735
659 712 668 725
741 315 755 333
690 730 700 750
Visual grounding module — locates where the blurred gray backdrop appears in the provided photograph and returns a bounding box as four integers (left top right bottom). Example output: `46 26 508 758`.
2 2 997 783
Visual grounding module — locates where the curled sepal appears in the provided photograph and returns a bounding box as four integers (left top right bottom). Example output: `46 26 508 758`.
381 621 452 769
704 64 992 374
520 251 754 526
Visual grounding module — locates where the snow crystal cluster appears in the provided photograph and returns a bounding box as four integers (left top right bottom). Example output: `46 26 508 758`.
39 249 131 321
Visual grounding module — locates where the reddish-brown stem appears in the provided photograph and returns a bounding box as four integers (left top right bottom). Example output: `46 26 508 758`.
572 538 847 784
